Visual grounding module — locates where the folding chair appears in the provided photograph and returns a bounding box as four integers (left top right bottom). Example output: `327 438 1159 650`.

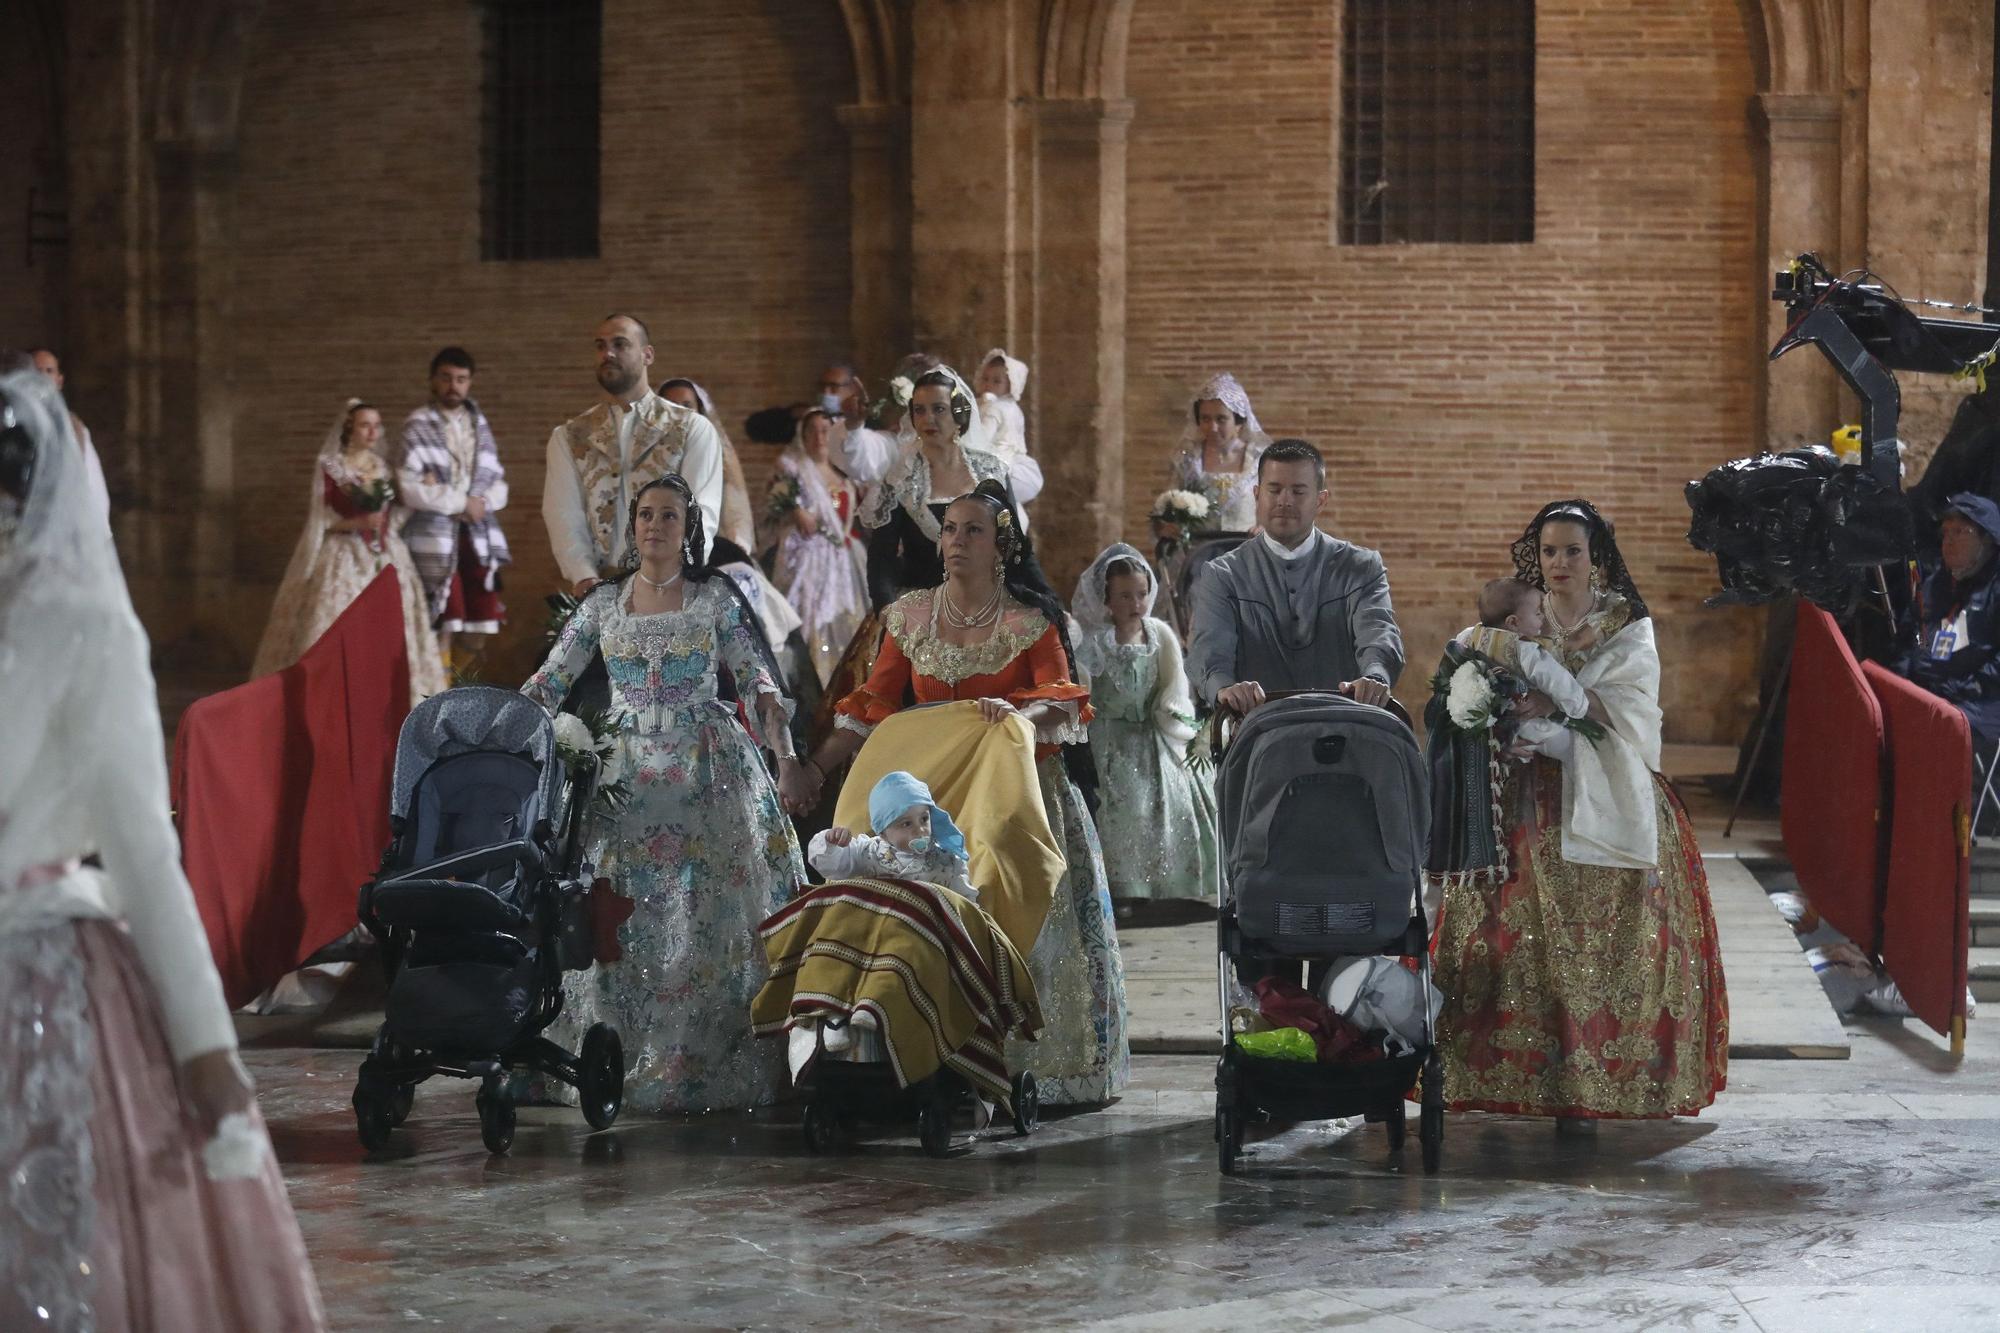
1972 733 2000 841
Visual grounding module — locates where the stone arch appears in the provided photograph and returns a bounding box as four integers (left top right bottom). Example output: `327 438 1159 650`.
1740 0 1843 94
1039 0 1137 100
837 0 908 106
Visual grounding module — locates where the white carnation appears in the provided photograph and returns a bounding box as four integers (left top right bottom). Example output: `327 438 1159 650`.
553 713 594 754
1444 661 1496 730
1152 488 1211 522
889 375 915 405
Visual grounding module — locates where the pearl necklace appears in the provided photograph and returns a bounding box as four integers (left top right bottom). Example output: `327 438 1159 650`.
941 583 1001 629
636 568 683 592
1544 589 1597 651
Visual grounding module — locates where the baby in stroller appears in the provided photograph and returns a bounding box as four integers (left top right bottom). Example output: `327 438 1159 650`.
755 771 1042 1156
806 770 979 902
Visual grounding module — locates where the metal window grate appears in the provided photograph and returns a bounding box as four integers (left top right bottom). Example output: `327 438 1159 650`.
481 0 601 262
1339 0 1534 246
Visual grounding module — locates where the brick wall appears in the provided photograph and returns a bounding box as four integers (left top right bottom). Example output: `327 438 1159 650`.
1122 0 1766 743
223 0 854 682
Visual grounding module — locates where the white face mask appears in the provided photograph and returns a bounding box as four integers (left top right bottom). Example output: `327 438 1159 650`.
819 391 843 415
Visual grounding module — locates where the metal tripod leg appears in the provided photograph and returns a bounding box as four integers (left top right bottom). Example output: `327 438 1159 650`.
1725 639 1797 839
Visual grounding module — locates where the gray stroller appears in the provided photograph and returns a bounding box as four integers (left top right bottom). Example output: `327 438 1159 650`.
353 686 622 1155
1212 689 1442 1174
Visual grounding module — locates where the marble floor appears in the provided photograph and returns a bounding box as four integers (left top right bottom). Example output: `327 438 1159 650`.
254 1001 2000 1332
239 766 1998 1330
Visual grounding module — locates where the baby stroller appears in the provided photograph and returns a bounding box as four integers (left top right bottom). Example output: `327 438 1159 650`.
352 686 623 1154
1212 689 1442 1174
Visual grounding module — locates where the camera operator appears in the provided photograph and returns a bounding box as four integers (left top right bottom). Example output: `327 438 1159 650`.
1893 493 2000 753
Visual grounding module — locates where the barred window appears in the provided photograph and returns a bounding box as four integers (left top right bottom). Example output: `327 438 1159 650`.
481 0 601 261
1338 0 1535 245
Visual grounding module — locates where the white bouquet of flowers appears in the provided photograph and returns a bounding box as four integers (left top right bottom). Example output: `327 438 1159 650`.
552 710 630 815
1150 488 1211 530
552 712 599 767
1444 660 1499 731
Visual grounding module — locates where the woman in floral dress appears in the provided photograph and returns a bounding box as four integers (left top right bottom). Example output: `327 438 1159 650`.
1433 500 1728 1131
522 475 814 1114
252 399 446 701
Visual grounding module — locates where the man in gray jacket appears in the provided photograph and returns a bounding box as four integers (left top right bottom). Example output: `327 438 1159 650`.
1187 438 1404 714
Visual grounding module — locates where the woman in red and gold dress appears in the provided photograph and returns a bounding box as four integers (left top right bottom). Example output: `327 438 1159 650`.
1433 500 1727 1131
806 480 1130 1106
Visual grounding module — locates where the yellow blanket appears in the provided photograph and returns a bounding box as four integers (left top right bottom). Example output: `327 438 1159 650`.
834 701 1063 955
753 877 1044 1106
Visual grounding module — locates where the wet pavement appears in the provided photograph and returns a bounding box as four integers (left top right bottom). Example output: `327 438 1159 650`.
253 1009 2000 1332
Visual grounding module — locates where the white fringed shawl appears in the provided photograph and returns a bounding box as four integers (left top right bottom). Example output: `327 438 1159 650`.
1561 614 1663 869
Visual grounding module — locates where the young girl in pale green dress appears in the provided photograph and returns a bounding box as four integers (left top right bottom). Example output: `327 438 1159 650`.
1072 544 1220 909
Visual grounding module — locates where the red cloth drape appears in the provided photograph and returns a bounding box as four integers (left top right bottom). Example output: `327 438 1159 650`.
1862 661 1972 1040
170 571 410 1006
1780 602 1888 951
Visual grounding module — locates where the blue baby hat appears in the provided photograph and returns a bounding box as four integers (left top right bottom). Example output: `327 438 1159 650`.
867 770 967 860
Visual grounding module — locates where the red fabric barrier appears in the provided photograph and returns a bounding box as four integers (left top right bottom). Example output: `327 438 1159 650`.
170 571 411 1006
1780 603 1888 950
1861 661 1972 1042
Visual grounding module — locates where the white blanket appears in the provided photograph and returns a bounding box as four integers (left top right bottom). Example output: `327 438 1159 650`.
1560 616 1663 869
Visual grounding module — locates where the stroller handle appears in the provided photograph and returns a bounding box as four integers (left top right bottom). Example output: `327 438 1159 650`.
1208 685 1413 763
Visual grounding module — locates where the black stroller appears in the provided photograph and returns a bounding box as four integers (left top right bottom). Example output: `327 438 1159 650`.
1212 690 1443 1174
352 686 624 1154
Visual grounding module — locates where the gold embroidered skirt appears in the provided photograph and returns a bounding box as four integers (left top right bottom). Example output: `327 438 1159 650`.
1434 759 1728 1119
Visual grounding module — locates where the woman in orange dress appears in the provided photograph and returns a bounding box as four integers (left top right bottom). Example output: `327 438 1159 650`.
807 479 1130 1106
1433 500 1728 1132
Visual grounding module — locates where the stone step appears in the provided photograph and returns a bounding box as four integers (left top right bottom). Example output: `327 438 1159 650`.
1975 900 2000 948
1971 845 2000 900
1974 946 2000 1003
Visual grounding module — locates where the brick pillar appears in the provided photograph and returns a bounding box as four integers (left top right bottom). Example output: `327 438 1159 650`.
908 0 1019 360
1757 90 1847 451
1031 96 1133 590
837 103 911 377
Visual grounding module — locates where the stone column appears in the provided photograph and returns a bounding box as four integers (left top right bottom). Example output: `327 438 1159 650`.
1756 90 1847 451
837 102 911 378
1031 96 1132 589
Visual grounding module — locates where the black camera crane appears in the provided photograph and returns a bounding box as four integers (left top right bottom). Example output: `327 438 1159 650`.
1770 253 2000 486
1687 254 2000 612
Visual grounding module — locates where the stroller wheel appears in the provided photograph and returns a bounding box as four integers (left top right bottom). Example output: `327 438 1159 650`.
1010 1071 1039 1136
802 1101 841 1155
477 1087 516 1155
1385 1100 1407 1153
1419 1052 1444 1175
388 1082 415 1128
1216 1108 1241 1175
353 1081 395 1152
578 1024 624 1131
918 1090 954 1158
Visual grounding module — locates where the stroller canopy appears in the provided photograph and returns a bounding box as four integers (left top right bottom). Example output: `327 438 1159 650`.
391 686 564 822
